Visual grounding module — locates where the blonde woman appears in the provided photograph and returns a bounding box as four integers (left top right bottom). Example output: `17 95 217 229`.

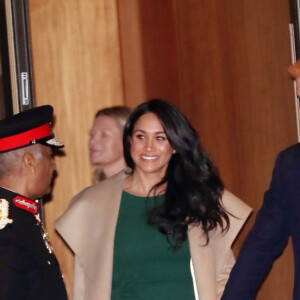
89 106 131 183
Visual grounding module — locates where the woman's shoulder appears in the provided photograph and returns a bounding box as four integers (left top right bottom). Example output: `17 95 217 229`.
221 189 252 219
189 190 252 245
207 189 252 248
70 171 126 207
54 171 126 252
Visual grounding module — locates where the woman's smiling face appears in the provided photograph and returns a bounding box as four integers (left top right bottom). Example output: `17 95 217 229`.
130 113 173 178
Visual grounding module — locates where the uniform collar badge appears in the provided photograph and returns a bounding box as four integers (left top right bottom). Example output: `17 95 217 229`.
13 195 40 215
0 198 13 229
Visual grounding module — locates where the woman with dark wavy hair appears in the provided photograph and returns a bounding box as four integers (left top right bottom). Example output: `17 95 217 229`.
55 99 251 300
123 99 229 249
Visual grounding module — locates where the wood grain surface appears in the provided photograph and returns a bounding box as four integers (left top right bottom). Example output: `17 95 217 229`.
28 0 297 299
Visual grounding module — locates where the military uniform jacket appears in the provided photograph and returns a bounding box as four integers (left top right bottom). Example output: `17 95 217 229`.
0 187 67 300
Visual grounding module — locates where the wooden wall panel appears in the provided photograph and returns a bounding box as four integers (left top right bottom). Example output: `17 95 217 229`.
117 0 146 107
138 0 180 102
173 0 296 299
120 0 296 299
118 0 180 106
28 0 124 297
27 0 298 298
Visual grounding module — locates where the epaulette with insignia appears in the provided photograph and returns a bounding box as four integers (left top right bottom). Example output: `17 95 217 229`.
0 198 13 229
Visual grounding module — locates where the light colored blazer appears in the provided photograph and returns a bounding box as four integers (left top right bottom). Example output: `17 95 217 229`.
55 172 251 300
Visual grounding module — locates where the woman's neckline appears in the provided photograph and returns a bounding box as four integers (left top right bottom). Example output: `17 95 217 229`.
122 190 165 198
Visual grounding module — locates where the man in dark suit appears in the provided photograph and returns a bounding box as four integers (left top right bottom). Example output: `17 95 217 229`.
221 62 300 299
0 106 68 299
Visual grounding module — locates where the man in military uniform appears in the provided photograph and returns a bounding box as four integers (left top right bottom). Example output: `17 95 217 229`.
0 105 68 299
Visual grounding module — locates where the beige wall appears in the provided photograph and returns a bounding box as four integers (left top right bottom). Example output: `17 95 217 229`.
28 0 297 299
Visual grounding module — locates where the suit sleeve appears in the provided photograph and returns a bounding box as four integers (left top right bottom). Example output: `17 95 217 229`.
221 152 290 300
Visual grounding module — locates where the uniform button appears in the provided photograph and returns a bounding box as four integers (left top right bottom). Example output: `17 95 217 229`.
47 260 51 265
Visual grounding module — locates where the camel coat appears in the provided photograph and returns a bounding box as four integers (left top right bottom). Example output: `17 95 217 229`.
55 172 251 300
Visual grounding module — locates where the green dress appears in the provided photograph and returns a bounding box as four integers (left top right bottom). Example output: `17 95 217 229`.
111 191 195 300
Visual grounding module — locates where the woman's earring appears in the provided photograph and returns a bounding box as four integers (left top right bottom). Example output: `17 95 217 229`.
172 149 176 154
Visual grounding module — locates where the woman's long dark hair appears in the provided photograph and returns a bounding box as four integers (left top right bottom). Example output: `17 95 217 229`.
123 99 229 249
